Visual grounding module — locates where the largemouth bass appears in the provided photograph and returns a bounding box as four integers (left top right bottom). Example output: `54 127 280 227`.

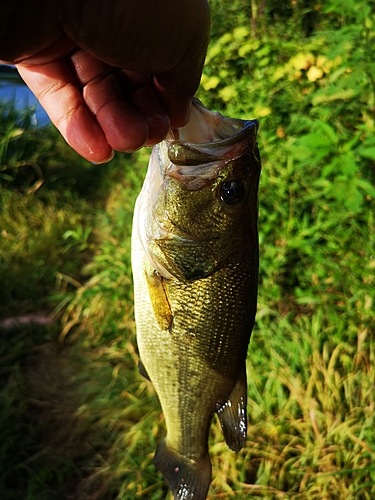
132 99 261 499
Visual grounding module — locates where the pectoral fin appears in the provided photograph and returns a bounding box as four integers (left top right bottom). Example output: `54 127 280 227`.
154 439 211 500
216 366 248 452
146 270 174 331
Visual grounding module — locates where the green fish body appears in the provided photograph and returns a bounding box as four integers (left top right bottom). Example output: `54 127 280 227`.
132 99 261 499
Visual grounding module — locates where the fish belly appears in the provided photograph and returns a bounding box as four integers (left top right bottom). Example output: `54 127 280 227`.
132 222 257 499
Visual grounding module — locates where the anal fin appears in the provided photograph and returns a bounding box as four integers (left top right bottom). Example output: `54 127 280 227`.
154 439 211 500
216 365 248 452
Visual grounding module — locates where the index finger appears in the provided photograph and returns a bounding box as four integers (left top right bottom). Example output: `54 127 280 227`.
17 58 115 163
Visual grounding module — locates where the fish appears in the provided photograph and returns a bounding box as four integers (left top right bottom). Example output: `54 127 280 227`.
131 98 261 499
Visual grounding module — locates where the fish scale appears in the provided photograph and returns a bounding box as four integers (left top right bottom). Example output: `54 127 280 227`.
132 99 261 499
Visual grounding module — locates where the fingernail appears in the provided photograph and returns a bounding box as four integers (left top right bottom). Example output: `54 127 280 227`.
92 150 114 164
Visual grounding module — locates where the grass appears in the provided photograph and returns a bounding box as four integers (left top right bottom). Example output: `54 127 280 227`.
1 3 375 499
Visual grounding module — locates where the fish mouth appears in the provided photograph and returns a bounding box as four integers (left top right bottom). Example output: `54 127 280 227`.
158 98 259 191
171 98 257 147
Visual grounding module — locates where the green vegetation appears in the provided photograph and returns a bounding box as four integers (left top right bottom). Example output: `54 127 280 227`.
1 1 374 498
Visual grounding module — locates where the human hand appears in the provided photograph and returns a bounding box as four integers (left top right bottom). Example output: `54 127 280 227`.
0 0 210 163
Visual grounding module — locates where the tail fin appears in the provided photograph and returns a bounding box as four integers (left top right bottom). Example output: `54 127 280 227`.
154 439 212 500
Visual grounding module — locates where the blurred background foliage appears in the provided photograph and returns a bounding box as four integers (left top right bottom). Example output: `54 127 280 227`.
0 0 374 499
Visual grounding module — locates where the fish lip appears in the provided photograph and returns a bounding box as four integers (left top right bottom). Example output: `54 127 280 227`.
160 100 260 191
167 119 259 167
163 120 259 192
173 118 259 150
170 97 258 143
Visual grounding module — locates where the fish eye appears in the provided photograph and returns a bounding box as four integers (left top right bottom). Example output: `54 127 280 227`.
219 180 244 205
